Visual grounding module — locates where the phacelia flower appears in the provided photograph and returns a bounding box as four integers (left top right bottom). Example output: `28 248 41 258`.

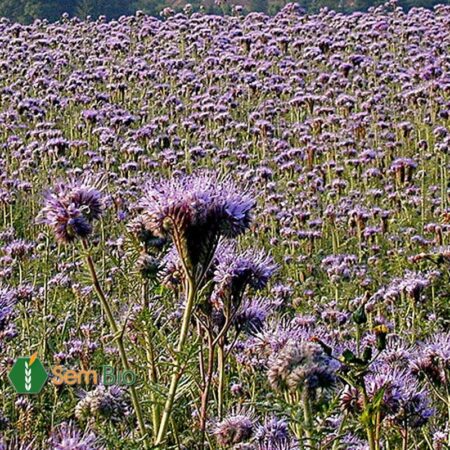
268 340 336 395
213 409 256 446
256 416 292 447
212 245 277 308
366 365 433 427
0 438 35 450
234 297 272 335
37 178 104 243
0 286 18 350
49 421 103 450
411 332 450 384
0 286 17 332
75 385 130 423
138 174 255 283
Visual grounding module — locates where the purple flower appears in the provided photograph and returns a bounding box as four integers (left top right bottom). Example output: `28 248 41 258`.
412 332 450 384
49 421 103 450
0 287 16 330
267 340 336 394
235 297 272 335
139 174 254 282
159 245 184 290
3 239 34 259
37 179 104 243
212 409 256 446
0 286 17 348
75 385 130 423
256 416 292 447
212 244 277 307
366 364 433 427
0 438 35 450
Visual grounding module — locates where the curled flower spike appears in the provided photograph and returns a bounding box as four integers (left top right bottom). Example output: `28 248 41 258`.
37 178 104 243
159 245 185 290
212 244 278 308
256 416 293 448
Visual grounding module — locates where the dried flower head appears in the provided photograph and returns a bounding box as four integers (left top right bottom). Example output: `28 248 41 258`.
212 409 256 446
268 340 336 395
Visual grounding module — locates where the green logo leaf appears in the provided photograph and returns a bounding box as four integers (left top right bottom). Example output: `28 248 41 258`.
8 354 48 395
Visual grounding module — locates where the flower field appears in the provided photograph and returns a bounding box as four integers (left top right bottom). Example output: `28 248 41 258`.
0 2 450 449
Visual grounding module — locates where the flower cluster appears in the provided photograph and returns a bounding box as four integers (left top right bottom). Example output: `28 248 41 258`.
37 179 103 243
139 175 255 282
267 340 337 395
75 386 130 423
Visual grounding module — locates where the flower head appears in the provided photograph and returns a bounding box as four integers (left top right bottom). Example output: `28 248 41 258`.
268 340 336 395
212 409 256 446
49 421 103 450
37 178 104 243
75 385 130 423
212 245 277 308
0 286 17 332
256 416 292 447
159 246 185 290
0 286 18 349
411 332 450 384
139 174 255 283
0 438 35 450
3 239 34 260
366 365 433 427
235 297 272 335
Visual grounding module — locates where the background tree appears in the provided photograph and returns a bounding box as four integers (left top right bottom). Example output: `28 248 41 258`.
0 0 31 23
0 0 446 23
76 0 132 19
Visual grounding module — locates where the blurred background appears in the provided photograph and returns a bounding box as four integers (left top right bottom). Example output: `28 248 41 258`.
0 0 447 24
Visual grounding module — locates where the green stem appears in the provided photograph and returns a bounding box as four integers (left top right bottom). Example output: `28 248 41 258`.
331 413 347 450
356 324 361 356
199 331 215 448
82 240 148 448
142 281 160 436
217 342 225 419
302 390 313 449
361 388 376 450
155 276 197 445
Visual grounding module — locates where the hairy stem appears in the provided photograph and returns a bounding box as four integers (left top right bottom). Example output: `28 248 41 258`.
331 412 347 450
361 387 376 450
401 424 408 450
199 331 215 447
217 341 225 419
143 284 161 437
302 390 313 449
82 240 148 448
155 276 197 445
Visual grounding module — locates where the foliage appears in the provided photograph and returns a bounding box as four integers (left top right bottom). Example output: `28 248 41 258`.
0 0 446 23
